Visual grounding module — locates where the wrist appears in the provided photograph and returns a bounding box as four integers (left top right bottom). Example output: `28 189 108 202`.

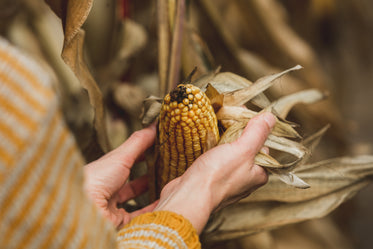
155 176 214 234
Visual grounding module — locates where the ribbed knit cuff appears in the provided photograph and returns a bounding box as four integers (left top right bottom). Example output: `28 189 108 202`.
117 211 201 249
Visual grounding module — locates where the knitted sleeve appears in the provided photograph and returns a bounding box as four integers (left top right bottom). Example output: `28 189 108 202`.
117 211 201 249
0 36 201 249
0 36 117 249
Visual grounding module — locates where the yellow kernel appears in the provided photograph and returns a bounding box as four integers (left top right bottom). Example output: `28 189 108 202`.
186 88 192 94
188 94 194 100
183 98 189 105
178 103 185 109
175 109 181 115
181 112 188 116
180 121 187 126
196 109 201 115
192 88 199 94
171 101 178 109
182 106 189 113
164 94 171 103
195 93 202 100
188 104 193 109
175 115 181 121
192 104 198 110
189 110 195 117
181 116 188 122
171 117 177 123
171 110 175 116
197 101 203 107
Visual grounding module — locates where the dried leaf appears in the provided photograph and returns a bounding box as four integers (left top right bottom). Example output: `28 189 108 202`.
255 152 282 168
216 106 300 138
205 83 224 112
45 0 93 45
218 121 245 145
61 29 110 153
207 72 271 108
141 96 163 126
223 65 303 106
266 89 327 119
272 171 310 189
45 0 110 153
203 156 373 242
265 134 307 160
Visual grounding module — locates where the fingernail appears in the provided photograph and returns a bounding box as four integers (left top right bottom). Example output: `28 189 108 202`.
262 112 276 129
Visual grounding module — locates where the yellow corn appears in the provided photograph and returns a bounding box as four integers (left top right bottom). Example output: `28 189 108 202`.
157 84 219 194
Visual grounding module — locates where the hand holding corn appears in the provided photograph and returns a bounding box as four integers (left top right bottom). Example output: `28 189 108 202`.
155 112 276 234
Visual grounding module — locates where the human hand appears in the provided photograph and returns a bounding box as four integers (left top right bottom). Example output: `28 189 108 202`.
83 124 158 229
155 112 276 233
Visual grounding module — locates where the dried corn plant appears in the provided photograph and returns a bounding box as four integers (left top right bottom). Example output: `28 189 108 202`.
3 0 373 248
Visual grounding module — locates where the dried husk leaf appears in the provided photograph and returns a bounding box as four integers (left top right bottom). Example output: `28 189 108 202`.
203 156 373 242
216 106 300 138
141 96 163 126
223 65 303 106
265 134 307 160
205 83 224 112
265 89 327 119
271 171 310 189
204 72 271 108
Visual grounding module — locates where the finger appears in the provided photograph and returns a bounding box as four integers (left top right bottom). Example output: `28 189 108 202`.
116 175 149 203
109 122 157 169
233 112 276 158
129 201 159 220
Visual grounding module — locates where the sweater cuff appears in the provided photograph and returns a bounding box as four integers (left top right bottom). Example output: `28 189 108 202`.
117 211 201 249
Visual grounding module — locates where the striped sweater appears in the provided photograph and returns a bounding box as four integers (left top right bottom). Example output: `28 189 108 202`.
0 37 200 249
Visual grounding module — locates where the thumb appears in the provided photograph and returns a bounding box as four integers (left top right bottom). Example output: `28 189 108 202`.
233 112 276 158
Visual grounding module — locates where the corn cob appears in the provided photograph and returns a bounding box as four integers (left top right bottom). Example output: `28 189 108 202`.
157 84 219 194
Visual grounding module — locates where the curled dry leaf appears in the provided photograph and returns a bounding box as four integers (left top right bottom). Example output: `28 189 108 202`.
265 89 328 119
223 65 303 106
61 29 110 153
45 0 110 153
203 155 373 242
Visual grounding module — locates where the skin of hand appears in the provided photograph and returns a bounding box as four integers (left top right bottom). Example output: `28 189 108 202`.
83 123 159 229
155 112 276 234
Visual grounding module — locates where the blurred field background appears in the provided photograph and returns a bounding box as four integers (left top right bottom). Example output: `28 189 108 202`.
1 0 373 248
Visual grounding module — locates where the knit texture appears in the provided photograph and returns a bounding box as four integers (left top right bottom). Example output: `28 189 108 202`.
118 211 201 249
0 36 201 249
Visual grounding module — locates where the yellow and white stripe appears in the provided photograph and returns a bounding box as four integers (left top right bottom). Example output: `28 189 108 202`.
0 36 200 249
